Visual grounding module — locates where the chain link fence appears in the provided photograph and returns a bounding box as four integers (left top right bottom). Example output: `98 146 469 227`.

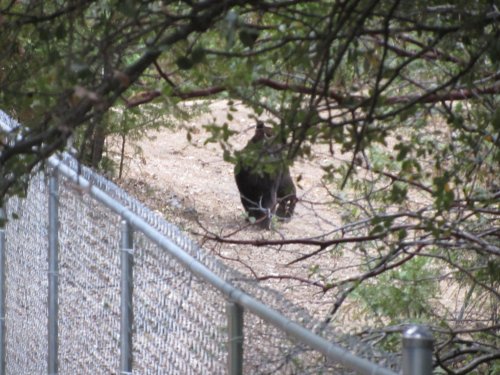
0 111 423 374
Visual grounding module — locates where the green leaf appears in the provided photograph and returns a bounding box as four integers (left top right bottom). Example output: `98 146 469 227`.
239 29 259 48
394 143 411 161
370 224 385 235
176 56 193 70
390 183 408 204
55 23 66 39
38 27 51 41
191 47 206 64
117 0 136 17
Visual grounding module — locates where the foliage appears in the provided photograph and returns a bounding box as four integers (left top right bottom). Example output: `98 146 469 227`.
1 1 499 373
355 257 440 323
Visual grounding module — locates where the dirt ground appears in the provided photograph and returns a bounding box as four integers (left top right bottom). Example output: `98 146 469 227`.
114 100 360 323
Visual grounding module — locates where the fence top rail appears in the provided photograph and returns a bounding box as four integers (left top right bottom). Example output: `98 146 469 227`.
0 109 398 375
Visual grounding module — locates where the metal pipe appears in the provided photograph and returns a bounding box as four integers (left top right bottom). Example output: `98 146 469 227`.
120 220 134 374
48 172 60 375
227 301 243 375
0 205 6 375
48 156 398 375
402 325 433 375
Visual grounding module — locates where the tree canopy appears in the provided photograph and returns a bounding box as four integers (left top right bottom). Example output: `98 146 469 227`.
1 1 499 373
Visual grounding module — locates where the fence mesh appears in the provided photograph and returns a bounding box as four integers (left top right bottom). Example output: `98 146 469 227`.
57 186 122 374
4 174 48 374
1 110 399 374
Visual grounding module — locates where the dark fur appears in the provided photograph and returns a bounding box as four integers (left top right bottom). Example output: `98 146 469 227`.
235 121 297 228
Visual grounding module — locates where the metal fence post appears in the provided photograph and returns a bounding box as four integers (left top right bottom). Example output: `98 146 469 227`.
227 301 244 375
48 173 59 375
402 325 433 375
0 205 6 375
120 220 134 374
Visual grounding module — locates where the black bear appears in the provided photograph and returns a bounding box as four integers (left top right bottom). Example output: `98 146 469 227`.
234 121 297 228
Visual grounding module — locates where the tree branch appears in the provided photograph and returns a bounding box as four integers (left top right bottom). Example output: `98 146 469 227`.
124 77 500 109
